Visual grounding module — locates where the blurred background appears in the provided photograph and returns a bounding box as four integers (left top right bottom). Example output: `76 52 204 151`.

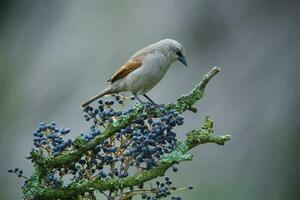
1 0 299 199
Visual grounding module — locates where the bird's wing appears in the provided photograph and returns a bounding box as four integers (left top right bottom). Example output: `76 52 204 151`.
108 58 143 83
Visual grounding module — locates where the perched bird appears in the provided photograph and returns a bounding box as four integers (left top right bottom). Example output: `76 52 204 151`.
81 39 187 108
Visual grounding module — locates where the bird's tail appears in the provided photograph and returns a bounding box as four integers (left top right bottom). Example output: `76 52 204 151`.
81 86 113 108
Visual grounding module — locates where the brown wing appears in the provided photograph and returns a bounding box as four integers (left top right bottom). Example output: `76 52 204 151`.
108 59 143 83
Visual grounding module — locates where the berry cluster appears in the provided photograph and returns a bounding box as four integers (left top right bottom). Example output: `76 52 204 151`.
8 168 25 178
32 121 73 156
45 173 62 188
80 95 184 171
124 109 184 169
10 94 192 199
138 176 194 200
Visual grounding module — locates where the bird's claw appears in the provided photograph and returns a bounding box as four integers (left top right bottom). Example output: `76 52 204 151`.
156 104 166 109
138 102 163 111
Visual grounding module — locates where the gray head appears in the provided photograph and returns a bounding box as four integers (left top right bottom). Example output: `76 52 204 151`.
153 39 188 66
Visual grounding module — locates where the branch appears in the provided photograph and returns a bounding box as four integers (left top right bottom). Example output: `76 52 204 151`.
23 67 226 200
31 67 221 171
35 117 230 200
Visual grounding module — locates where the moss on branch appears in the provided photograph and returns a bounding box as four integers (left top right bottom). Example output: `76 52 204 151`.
23 67 229 200
186 117 231 148
31 117 230 200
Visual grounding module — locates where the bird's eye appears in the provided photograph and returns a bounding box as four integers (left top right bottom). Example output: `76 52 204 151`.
176 51 183 57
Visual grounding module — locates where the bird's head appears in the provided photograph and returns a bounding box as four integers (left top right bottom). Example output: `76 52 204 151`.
154 39 188 66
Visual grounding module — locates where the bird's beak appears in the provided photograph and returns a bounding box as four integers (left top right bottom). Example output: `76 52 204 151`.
178 56 188 66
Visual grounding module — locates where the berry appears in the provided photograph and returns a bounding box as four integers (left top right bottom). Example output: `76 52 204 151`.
187 185 194 190
172 166 178 172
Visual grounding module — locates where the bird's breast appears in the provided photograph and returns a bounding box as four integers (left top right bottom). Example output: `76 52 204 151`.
124 53 170 94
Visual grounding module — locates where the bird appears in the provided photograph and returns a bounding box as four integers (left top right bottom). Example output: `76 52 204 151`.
81 39 187 108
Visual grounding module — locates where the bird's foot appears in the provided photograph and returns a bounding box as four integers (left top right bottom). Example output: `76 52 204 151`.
155 103 166 109
133 94 166 112
143 102 166 112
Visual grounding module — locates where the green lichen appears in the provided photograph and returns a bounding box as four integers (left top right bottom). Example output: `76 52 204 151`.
186 117 231 148
162 142 192 163
22 171 47 199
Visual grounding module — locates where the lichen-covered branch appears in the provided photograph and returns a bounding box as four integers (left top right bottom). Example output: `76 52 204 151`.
20 67 229 200
186 116 231 148
32 117 230 200
31 67 221 171
167 67 220 112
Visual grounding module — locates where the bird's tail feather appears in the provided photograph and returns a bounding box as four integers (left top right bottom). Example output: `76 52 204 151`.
81 87 113 108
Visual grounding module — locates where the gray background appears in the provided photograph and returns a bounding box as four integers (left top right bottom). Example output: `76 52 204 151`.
0 0 299 199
